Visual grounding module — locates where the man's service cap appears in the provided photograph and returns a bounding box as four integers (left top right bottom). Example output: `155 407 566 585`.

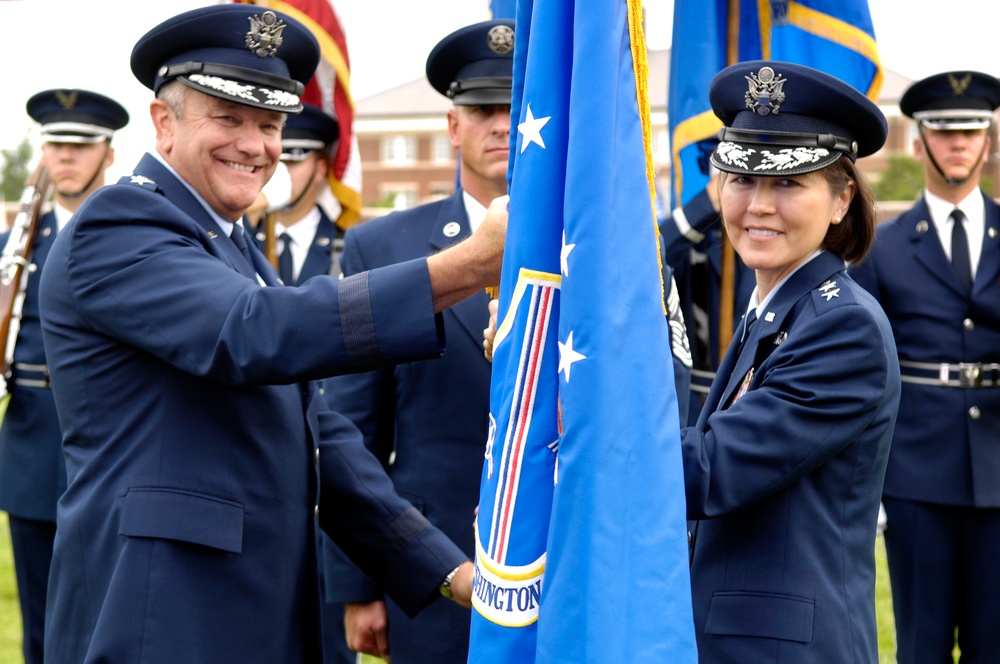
709 60 887 176
900 70 1000 131
131 4 320 114
281 103 340 162
27 89 129 144
426 19 515 106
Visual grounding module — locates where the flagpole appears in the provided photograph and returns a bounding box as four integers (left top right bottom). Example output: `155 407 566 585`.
718 0 739 362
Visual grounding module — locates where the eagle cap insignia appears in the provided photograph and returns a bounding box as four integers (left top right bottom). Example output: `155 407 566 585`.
487 25 514 55
246 11 286 58
948 73 972 97
55 90 78 110
745 66 787 116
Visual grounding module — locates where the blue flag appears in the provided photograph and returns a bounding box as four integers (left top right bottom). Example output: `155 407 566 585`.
668 0 882 209
469 0 696 661
489 0 516 18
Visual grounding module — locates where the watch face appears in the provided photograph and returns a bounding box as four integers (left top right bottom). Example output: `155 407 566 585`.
440 566 459 599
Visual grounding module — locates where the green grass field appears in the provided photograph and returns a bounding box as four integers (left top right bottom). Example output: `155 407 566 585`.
0 512 21 664
0 516 903 664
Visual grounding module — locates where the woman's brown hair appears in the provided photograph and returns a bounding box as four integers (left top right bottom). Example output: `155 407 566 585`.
821 156 877 264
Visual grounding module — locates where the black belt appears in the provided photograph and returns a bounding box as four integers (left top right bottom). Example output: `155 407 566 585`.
898 360 1000 388
11 362 50 388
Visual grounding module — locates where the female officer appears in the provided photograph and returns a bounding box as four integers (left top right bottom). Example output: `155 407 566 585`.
683 60 900 663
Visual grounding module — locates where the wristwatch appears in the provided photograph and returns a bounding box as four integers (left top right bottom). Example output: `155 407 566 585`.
439 565 460 599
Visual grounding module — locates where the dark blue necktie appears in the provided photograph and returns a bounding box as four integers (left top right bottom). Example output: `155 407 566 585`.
740 309 757 347
950 209 972 294
278 232 294 285
230 223 254 269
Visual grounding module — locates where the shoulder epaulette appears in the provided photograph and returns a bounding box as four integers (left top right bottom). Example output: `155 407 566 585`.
811 277 856 313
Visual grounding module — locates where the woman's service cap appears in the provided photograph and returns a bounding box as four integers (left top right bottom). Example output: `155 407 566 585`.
709 60 887 176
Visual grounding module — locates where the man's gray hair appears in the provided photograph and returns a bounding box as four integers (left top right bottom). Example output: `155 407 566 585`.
157 80 188 119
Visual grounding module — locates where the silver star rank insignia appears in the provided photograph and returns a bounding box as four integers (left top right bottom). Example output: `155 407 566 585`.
819 280 840 301
130 175 156 187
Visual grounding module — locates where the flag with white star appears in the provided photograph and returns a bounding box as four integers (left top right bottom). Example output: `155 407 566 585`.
470 0 696 661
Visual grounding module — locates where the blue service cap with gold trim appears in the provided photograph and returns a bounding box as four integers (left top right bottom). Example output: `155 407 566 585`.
130 5 320 114
281 103 339 162
900 71 1000 131
27 89 129 145
709 60 886 176
426 19 515 106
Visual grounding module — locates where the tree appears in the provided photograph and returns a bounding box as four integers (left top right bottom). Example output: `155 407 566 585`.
1 137 34 205
871 154 924 203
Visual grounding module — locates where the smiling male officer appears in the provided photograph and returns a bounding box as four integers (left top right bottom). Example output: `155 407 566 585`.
37 5 508 663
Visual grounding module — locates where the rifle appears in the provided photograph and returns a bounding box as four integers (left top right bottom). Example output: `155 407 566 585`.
0 163 52 397
262 211 279 269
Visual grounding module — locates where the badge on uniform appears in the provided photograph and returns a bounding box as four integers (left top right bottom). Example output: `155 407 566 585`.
731 367 755 406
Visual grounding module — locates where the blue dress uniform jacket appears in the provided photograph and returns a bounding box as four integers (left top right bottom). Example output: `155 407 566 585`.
683 251 900 664
0 211 65 521
323 191 490 664
849 194 1000 507
0 210 65 664
251 207 352 664
299 209 343 282
252 207 343 284
37 154 466 664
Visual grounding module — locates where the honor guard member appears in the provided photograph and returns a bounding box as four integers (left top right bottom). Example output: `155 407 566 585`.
36 5 509 663
251 102 346 285
0 88 127 664
682 61 898 663
321 19 513 664
850 71 1000 664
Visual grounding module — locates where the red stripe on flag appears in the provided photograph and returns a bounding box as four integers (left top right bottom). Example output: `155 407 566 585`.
496 285 553 561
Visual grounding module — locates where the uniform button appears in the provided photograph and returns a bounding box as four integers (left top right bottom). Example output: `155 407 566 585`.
315 448 320 465
969 406 981 420
314 505 320 519
963 318 975 332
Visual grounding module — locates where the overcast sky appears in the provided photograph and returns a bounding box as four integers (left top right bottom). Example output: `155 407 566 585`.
3 0 998 183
